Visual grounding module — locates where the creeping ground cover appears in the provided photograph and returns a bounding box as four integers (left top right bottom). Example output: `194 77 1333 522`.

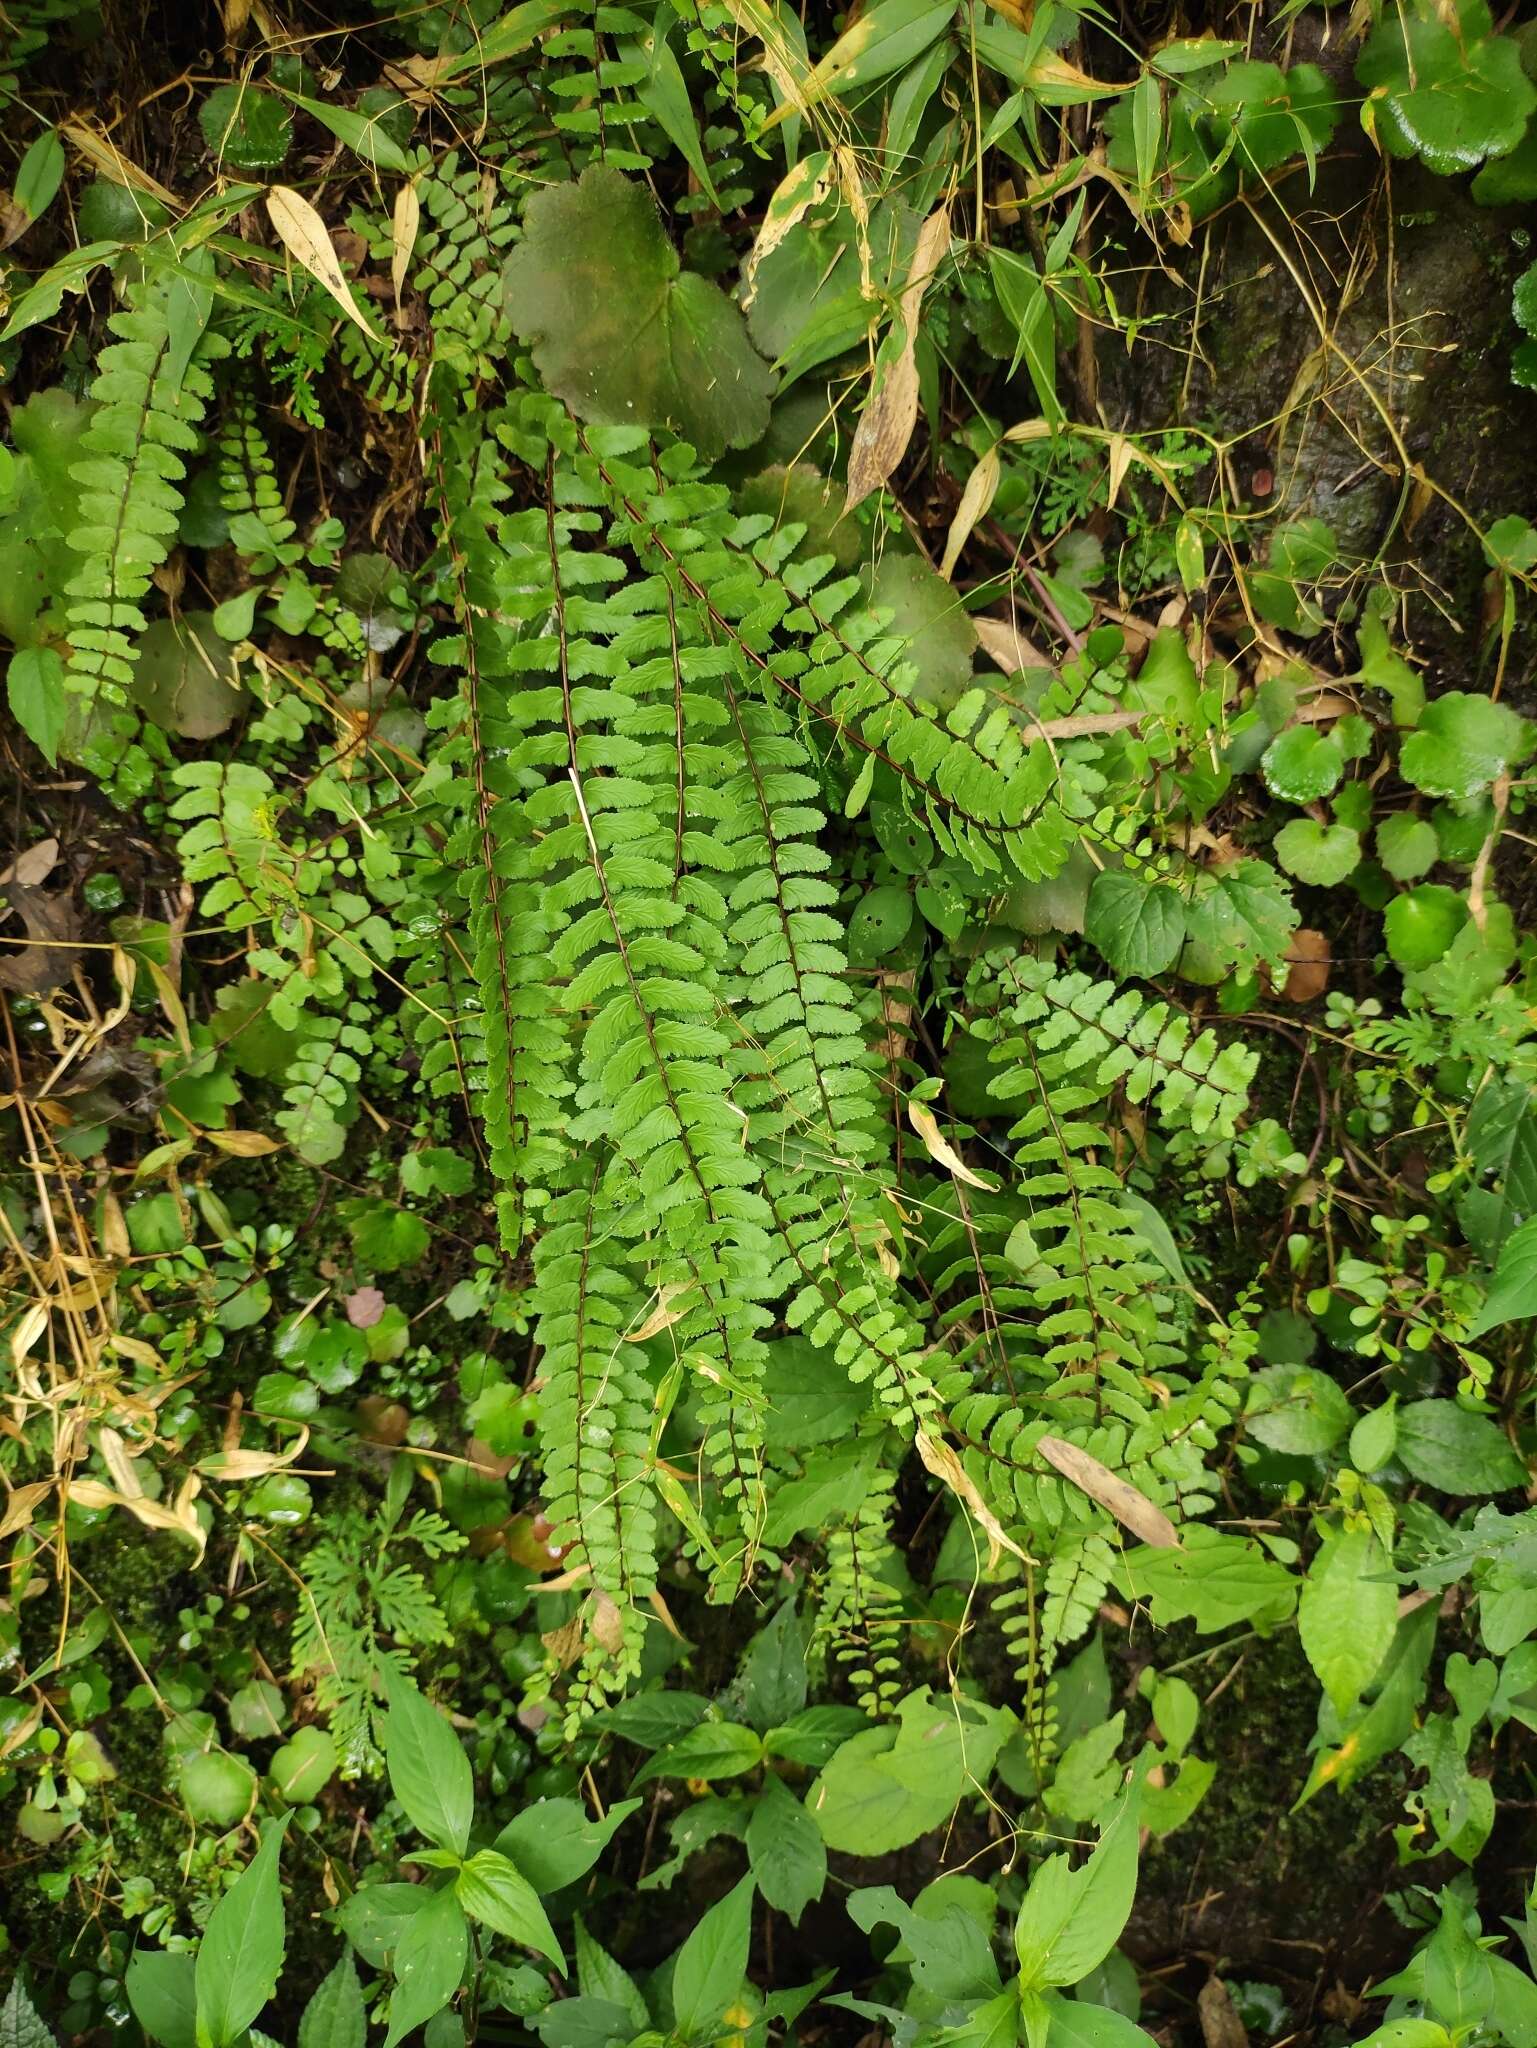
3 0 1537 2045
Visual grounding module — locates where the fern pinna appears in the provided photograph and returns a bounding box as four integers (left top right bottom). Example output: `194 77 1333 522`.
427 252 1260 1720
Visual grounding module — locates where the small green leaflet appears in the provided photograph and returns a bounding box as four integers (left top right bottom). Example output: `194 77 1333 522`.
624 15 723 208
632 1720 764 1786
280 94 412 173
1131 72 1160 193
14 131 66 229
988 248 1060 423
7 647 66 765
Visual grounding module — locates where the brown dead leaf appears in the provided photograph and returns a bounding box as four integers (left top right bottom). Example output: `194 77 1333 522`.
205 1129 284 1156
1281 928 1331 1004
198 1425 309 1482
0 1480 53 1540
467 1436 517 1480
0 838 59 887
743 152 833 308
589 1589 625 1655
975 616 1053 676
844 205 951 514
648 1585 689 1641
540 1614 586 1671
59 122 180 208
0 883 82 994
9 1301 48 1368
1037 1434 1181 1548
0 1702 42 1758
907 1099 994 1190
68 1474 206 1560
1198 1978 1250 2048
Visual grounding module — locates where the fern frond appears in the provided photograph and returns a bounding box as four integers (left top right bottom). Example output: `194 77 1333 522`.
65 270 226 700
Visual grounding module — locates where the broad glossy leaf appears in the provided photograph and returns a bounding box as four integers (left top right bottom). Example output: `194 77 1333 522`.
126 1954 197 2048
1274 818 1360 887
1084 870 1186 978
671 1875 754 2041
633 1721 763 1786
1014 1784 1139 1989
1394 1397 1526 1492
1358 0 1536 174
383 1669 473 1855
1400 692 1531 800
1262 726 1343 804
382 1887 468 2048
1385 885 1467 971
195 1817 289 2048
1245 1364 1354 1455
745 1776 826 1925
809 1688 1012 1854
456 1849 564 1967
1299 1526 1397 1717
493 1796 641 1891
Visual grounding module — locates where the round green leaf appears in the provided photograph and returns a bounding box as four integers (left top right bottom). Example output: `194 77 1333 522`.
199 86 294 169
1244 1364 1354 1455
270 1726 337 1804
1273 818 1360 886
1400 692 1532 800
1085 870 1187 977
1394 1398 1526 1495
181 1751 257 1828
848 883 914 963
129 614 245 739
503 164 773 460
1376 813 1439 881
1358 0 1536 175
1261 726 1343 804
1384 884 1467 969
228 1680 288 1741
861 551 978 709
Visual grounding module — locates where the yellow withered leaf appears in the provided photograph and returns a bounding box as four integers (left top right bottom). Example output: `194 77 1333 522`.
916 1431 1033 1570
265 185 376 339
392 179 420 305
844 204 950 514
939 444 1001 579
906 1098 993 1190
